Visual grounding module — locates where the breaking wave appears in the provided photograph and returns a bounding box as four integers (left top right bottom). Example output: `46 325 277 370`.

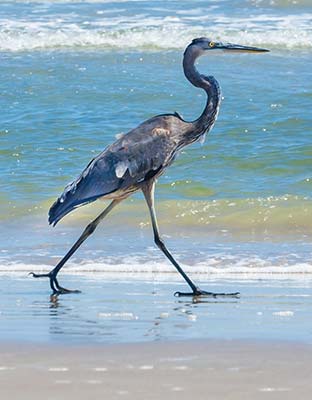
0 13 311 52
1 254 312 278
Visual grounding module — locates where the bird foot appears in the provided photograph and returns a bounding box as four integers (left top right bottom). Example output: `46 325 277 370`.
29 272 81 296
53 286 81 295
174 289 240 298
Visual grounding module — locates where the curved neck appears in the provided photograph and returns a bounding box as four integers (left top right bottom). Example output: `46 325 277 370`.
183 45 221 137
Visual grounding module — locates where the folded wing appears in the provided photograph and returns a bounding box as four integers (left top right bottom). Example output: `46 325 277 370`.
48 119 176 226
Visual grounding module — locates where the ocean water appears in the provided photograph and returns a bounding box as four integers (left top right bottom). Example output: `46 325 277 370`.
0 0 311 280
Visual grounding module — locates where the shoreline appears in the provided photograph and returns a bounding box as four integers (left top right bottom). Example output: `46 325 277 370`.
1 339 311 399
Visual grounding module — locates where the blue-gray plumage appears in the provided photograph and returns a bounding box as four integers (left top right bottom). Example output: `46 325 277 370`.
31 37 269 297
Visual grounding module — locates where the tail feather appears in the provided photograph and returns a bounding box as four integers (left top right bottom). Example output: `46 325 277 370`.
48 197 92 226
48 198 76 226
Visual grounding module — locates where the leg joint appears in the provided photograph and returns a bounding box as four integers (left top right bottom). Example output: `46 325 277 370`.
85 222 96 235
154 235 164 249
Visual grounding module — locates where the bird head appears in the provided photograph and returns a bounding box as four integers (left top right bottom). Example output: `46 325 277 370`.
189 37 269 54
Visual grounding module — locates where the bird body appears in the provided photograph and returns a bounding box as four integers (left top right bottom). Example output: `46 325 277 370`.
49 113 187 225
49 102 219 226
32 37 269 296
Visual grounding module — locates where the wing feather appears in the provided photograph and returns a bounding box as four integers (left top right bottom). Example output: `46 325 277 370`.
48 118 177 226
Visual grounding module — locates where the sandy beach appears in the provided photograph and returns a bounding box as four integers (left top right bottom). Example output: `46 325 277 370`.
1 339 311 399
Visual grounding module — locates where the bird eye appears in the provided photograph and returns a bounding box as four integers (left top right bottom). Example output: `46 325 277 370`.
209 42 215 48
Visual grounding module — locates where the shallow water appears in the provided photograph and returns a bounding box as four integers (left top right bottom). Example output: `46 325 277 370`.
1 275 312 344
0 1 311 277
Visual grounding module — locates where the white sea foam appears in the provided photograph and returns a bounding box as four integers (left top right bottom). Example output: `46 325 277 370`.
98 312 138 320
0 12 311 52
2 256 312 279
272 310 294 317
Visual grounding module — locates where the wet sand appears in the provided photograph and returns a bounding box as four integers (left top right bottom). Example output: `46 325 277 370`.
1 274 312 344
0 339 311 399
1 275 312 398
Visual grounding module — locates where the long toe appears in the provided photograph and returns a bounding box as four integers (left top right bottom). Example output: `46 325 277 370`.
50 287 81 296
174 290 240 298
197 290 240 298
52 276 81 295
54 285 81 295
29 272 51 278
174 291 201 297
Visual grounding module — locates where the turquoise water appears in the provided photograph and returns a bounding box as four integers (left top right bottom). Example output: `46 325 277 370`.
0 0 311 276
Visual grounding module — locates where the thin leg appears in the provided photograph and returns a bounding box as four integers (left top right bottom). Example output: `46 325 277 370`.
142 181 240 298
30 199 121 295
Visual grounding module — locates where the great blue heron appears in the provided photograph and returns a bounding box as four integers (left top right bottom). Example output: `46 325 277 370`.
30 38 269 297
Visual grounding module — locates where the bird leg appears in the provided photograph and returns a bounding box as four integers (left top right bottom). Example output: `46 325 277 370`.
30 199 120 295
142 181 240 299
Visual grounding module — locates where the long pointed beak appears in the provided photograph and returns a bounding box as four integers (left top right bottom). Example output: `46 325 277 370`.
221 43 269 53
